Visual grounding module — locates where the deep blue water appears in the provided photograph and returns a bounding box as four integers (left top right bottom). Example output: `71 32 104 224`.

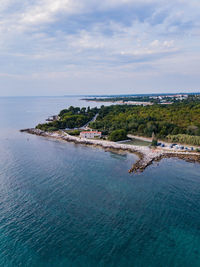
0 97 200 267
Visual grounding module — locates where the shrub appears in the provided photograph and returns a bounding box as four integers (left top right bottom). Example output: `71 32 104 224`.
109 129 127 142
47 127 59 132
67 130 81 136
151 139 158 147
167 134 200 146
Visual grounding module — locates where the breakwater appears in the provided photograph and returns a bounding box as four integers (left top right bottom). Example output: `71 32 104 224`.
20 128 200 173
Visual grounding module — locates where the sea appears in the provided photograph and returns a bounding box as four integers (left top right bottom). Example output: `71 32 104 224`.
0 96 200 267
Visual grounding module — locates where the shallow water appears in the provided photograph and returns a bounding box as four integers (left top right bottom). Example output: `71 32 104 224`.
0 97 200 267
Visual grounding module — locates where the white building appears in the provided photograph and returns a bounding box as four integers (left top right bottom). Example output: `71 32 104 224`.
80 131 102 139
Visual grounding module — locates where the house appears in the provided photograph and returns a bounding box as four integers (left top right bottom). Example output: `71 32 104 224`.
80 131 102 139
46 115 59 121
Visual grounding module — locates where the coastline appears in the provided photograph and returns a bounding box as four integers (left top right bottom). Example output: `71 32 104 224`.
20 128 200 174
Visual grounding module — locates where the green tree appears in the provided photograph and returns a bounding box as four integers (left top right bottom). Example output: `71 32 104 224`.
109 129 127 142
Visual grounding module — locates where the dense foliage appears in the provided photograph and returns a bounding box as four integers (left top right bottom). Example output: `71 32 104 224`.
90 101 200 139
35 98 200 144
36 106 99 131
167 134 200 146
83 96 153 103
83 94 200 104
66 130 81 136
109 129 127 141
151 139 158 147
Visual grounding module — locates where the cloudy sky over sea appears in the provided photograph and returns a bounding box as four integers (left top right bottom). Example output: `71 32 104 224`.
1 0 200 95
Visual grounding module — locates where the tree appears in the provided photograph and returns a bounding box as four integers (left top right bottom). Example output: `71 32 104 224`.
109 129 127 142
151 139 158 147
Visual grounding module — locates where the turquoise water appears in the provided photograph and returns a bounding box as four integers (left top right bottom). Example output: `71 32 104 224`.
0 97 200 267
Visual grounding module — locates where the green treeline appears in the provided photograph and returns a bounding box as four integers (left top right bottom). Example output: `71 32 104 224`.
167 134 200 146
109 129 127 141
83 96 153 103
90 101 200 139
36 106 99 131
35 100 200 145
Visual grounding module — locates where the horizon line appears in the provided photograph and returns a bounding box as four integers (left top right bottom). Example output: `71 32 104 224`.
0 92 200 97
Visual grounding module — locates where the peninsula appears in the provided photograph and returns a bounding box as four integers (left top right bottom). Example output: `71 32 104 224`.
21 96 200 173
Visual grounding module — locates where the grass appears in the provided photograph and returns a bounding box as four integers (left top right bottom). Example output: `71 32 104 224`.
123 138 151 146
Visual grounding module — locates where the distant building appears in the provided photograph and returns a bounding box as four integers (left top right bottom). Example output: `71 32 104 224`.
160 102 173 105
46 115 59 121
80 131 102 139
122 101 153 106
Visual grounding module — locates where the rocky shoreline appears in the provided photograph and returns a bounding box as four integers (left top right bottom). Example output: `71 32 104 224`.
20 128 200 174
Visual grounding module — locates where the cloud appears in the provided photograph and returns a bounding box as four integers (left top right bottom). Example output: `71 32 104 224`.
0 0 200 95
20 0 84 25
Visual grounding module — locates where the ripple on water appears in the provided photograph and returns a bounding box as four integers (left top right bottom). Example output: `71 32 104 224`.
0 97 200 267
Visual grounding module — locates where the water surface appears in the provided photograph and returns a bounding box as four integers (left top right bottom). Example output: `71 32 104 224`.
0 97 200 267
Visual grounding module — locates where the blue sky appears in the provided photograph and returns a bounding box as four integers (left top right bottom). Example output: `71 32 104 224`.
0 0 200 96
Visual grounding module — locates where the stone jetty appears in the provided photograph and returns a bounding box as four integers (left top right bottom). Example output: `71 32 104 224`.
20 128 200 174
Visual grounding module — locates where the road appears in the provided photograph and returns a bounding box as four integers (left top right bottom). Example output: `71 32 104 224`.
65 113 99 131
82 113 99 130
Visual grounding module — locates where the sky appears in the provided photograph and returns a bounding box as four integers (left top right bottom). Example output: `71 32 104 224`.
0 0 200 96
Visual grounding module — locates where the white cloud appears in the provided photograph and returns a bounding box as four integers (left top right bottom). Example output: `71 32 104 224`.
163 40 174 48
150 40 160 47
0 0 200 95
20 0 83 25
